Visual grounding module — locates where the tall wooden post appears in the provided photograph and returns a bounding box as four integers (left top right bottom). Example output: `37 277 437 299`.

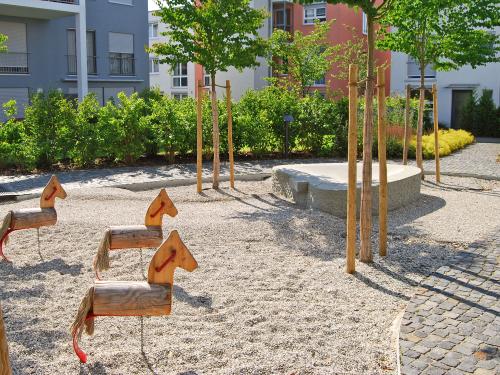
346 65 358 274
196 80 204 193
226 80 235 189
377 67 388 257
0 303 11 375
432 84 441 183
403 84 411 165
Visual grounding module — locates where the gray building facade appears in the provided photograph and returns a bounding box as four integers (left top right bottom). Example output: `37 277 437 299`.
0 0 149 119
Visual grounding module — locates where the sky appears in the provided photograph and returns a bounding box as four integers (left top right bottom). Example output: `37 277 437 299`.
148 0 159 10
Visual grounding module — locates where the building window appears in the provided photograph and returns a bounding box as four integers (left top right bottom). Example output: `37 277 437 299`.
173 63 188 87
362 12 368 35
149 58 159 73
314 76 326 86
203 67 211 87
0 21 28 74
407 56 436 79
173 93 188 100
304 2 327 24
67 29 97 75
149 23 158 38
109 32 135 75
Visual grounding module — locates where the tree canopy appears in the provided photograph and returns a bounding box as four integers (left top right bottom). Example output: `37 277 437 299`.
149 0 268 77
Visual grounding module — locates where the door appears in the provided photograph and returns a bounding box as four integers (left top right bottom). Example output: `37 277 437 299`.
451 90 473 129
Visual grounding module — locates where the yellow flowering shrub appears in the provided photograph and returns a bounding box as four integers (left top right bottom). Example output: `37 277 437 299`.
409 129 475 159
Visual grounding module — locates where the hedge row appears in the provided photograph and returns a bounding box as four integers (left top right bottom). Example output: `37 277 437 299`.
0 87 468 171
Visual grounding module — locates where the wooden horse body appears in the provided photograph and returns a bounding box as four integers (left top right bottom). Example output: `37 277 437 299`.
72 230 198 363
93 189 177 277
0 175 67 262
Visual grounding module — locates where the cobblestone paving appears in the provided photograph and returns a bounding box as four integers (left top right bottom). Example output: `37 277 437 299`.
399 234 500 375
409 138 500 180
0 139 498 195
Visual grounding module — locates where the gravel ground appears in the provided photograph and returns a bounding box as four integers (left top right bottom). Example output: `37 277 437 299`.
0 176 499 375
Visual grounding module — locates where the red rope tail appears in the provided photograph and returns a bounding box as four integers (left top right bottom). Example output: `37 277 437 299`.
150 202 165 218
72 313 96 363
155 250 176 273
45 187 58 201
0 228 14 262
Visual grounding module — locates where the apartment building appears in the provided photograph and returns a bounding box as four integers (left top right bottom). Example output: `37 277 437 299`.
149 1 390 100
390 27 500 128
0 0 149 120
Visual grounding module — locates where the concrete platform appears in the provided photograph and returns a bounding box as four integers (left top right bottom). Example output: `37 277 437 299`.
272 162 421 217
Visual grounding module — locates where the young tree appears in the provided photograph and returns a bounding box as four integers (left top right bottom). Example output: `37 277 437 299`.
150 0 268 189
267 20 337 97
298 0 394 263
378 0 499 173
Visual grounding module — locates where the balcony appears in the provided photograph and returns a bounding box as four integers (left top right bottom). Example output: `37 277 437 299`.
67 55 97 75
0 0 80 19
0 52 29 74
109 54 135 76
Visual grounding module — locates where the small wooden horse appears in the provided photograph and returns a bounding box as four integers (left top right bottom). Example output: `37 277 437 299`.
0 175 67 262
93 188 177 278
71 230 198 363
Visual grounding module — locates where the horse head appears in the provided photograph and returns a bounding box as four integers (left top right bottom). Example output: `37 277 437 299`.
40 175 67 208
148 230 198 285
145 189 178 227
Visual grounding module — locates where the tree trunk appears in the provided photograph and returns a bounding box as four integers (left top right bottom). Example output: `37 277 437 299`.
359 15 375 263
210 73 220 189
416 67 425 179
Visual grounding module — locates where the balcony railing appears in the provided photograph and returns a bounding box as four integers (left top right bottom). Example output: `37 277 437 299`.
109 54 135 76
67 55 97 75
0 52 29 74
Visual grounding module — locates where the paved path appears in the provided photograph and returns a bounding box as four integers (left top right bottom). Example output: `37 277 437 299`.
0 139 498 195
411 138 500 180
399 234 500 375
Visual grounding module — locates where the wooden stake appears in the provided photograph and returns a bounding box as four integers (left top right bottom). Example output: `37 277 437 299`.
226 80 235 189
0 302 11 375
377 67 388 257
346 65 358 274
403 84 411 165
196 80 203 193
432 84 441 183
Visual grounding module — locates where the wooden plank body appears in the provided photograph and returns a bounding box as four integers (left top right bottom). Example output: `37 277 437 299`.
11 208 57 230
109 225 163 250
93 281 171 316
0 302 11 375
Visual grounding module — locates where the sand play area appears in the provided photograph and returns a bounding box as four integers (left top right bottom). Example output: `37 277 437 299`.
0 176 498 374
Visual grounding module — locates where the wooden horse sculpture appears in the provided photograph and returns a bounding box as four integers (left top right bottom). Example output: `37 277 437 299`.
93 188 177 278
0 175 67 262
72 230 198 363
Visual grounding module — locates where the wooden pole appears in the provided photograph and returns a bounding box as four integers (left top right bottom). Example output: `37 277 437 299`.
432 84 441 183
196 80 203 193
226 80 235 189
346 64 358 274
0 303 12 375
403 84 411 165
377 67 388 257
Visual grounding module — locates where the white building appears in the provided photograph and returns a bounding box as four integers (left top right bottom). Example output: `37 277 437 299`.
148 0 271 100
390 27 500 129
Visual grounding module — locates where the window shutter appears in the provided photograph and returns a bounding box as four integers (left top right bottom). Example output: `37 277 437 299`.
108 32 134 54
0 21 27 53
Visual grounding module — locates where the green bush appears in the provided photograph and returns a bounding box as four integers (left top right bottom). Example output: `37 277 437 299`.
99 92 148 163
459 90 499 137
0 100 34 170
69 94 102 167
23 90 76 168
